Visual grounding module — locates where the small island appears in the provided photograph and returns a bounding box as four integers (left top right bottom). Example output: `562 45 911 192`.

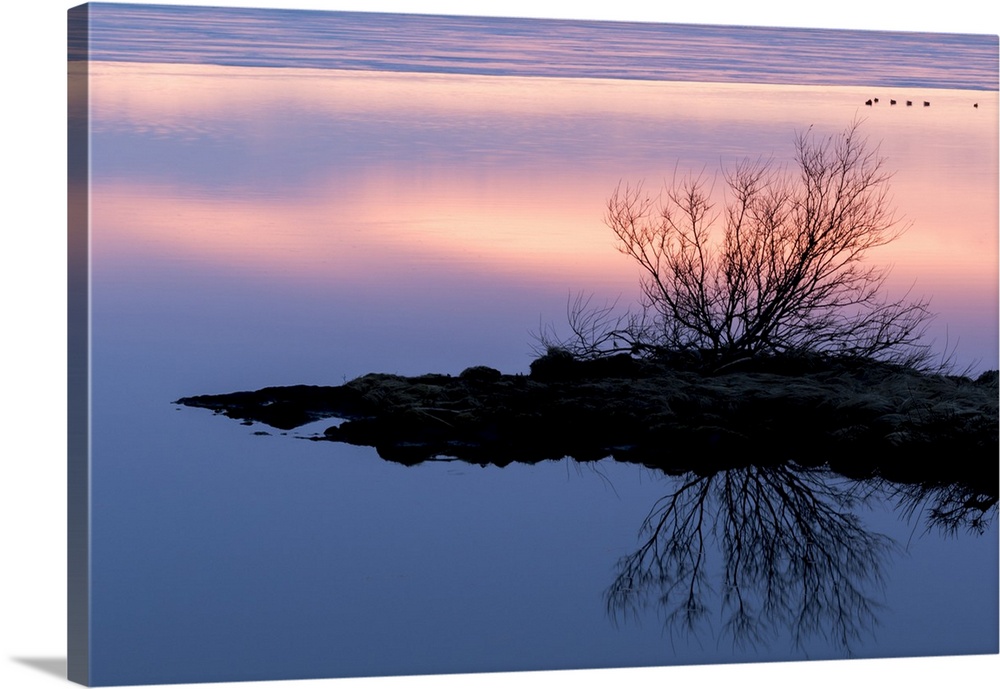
177 122 998 528
176 351 998 511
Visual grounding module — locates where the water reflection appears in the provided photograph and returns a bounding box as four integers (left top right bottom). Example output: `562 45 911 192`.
178 378 995 654
359 447 992 652
443 453 991 652
365 436 993 652
873 477 998 536
606 464 894 653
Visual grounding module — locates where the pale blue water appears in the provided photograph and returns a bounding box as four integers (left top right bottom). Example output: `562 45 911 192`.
75 4 999 686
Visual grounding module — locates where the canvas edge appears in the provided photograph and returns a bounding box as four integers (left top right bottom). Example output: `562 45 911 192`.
67 3 91 686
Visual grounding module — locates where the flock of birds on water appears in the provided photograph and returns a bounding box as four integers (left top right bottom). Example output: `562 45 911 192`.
863 96 979 108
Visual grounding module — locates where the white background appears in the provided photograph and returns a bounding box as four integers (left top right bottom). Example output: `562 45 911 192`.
2 1 997 688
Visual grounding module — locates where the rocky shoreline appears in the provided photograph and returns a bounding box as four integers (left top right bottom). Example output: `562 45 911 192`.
176 353 998 507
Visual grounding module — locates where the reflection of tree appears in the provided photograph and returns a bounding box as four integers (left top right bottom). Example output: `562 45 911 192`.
606 464 896 653
875 479 997 536
179 373 995 652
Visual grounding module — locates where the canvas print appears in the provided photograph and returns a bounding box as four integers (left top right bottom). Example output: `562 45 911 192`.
68 2 999 686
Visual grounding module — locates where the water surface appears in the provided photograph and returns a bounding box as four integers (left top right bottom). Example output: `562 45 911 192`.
76 3 999 88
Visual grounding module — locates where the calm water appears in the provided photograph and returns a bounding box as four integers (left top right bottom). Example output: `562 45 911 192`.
78 4 998 686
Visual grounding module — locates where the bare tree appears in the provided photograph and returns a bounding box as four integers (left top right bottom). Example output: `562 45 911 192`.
543 121 934 367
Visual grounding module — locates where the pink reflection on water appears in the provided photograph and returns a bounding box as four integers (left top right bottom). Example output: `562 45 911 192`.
90 63 998 370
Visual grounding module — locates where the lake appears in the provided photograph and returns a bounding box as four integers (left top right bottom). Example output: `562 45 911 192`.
75 4 998 685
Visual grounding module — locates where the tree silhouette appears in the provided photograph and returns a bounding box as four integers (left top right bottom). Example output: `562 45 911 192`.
542 121 934 367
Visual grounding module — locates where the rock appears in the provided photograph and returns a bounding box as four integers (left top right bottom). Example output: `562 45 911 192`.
529 347 578 380
459 365 502 381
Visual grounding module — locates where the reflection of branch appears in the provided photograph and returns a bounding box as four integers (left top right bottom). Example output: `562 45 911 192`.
607 465 896 653
607 474 714 635
868 478 998 536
